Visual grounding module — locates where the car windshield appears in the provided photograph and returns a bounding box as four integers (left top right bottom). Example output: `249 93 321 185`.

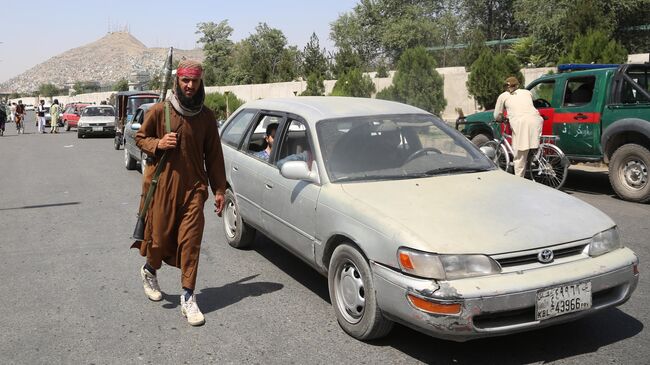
317 114 494 182
128 97 158 116
83 107 115 117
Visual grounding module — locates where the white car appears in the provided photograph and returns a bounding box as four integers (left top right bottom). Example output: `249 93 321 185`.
77 105 116 138
218 97 639 341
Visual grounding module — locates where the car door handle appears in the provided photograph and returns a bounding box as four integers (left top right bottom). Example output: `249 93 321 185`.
574 113 588 120
265 183 273 189
232 166 239 171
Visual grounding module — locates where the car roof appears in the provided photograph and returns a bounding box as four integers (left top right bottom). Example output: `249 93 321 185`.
239 97 430 123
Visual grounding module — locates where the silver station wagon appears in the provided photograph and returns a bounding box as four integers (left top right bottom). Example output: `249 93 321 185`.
219 97 639 341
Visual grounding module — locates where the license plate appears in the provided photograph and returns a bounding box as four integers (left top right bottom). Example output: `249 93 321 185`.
535 282 591 321
92 126 103 131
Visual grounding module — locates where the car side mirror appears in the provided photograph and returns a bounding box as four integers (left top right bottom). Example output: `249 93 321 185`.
280 161 319 184
130 123 141 131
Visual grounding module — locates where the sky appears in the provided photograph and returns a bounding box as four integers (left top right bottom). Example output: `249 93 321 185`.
0 0 357 83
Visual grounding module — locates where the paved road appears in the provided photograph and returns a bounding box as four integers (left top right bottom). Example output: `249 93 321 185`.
0 123 647 364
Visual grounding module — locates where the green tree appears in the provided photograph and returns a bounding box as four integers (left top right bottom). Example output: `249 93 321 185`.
376 47 446 115
196 20 234 86
375 60 389 78
331 69 376 97
148 72 162 90
302 32 329 79
462 0 524 42
331 45 363 79
230 23 299 84
204 91 245 120
113 78 129 92
38 83 59 98
301 73 325 96
560 30 628 64
466 48 523 110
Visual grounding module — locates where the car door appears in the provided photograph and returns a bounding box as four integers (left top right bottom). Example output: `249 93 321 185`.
260 117 320 263
554 74 602 157
125 109 143 158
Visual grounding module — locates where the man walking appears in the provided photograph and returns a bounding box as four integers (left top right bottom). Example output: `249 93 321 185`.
15 100 25 134
50 99 60 133
10 102 16 123
132 60 226 326
37 100 46 133
494 76 543 177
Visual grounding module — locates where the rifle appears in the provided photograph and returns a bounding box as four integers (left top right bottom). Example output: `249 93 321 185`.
132 47 174 241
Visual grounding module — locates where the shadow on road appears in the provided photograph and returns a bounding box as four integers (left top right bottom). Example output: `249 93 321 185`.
563 167 618 197
369 308 643 364
161 274 283 314
252 234 331 303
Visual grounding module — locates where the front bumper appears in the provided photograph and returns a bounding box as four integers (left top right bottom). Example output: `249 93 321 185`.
372 247 639 342
78 125 116 135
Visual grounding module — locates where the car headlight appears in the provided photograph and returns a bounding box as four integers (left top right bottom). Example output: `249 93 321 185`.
588 227 621 257
397 248 501 280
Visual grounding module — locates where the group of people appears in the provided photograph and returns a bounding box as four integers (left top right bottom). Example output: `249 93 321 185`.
0 99 63 136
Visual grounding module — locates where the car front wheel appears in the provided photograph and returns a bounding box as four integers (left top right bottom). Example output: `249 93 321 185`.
328 243 393 340
223 188 256 248
609 143 650 203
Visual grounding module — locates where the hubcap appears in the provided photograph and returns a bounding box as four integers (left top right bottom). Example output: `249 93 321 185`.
224 200 237 239
335 261 365 324
623 159 648 189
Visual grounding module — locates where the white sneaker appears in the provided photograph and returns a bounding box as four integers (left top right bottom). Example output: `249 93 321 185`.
181 294 205 326
140 266 162 301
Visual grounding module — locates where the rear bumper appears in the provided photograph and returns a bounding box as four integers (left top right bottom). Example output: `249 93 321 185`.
371 248 639 341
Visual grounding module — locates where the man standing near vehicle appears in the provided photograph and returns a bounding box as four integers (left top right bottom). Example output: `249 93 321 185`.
49 99 60 133
37 99 46 133
494 76 543 177
10 102 17 124
132 60 226 326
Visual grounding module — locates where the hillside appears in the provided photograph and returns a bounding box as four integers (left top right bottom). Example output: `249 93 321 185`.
0 32 204 93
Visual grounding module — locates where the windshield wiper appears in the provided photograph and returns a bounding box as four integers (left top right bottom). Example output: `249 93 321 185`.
331 174 398 183
422 166 489 176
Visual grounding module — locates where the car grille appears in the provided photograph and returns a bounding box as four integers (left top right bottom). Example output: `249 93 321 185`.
495 243 588 268
88 123 107 126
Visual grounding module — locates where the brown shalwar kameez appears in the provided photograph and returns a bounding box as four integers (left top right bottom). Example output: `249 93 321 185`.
131 102 226 290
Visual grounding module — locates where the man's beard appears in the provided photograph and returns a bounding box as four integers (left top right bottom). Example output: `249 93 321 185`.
175 81 204 110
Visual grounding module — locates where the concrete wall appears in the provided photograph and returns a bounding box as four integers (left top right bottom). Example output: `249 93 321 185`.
0 64 616 121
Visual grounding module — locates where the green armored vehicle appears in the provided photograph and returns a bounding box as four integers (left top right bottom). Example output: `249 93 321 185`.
458 63 650 203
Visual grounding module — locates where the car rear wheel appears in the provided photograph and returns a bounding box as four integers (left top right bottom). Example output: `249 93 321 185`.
64 120 70 131
223 188 256 248
609 143 650 203
328 243 393 340
125 148 137 170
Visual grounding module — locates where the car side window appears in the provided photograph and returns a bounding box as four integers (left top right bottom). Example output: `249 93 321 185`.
529 80 555 106
563 76 595 107
276 119 312 168
242 114 282 161
221 110 257 148
621 79 650 104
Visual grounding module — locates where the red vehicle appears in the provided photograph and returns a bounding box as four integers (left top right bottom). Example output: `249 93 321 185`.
62 103 92 131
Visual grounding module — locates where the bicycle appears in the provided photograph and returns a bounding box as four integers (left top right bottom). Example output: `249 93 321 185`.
479 119 569 190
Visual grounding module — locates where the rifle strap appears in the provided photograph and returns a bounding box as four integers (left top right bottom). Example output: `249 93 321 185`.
139 102 172 218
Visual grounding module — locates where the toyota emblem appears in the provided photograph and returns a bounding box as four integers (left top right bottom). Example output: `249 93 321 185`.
538 249 554 263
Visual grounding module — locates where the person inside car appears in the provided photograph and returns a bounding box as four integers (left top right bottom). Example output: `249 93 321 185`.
253 123 278 161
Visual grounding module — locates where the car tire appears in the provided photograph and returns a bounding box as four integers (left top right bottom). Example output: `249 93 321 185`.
609 143 650 203
77 131 83 138
114 135 121 150
64 120 70 131
471 133 490 147
223 188 256 249
125 148 137 170
140 152 148 174
328 243 393 340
